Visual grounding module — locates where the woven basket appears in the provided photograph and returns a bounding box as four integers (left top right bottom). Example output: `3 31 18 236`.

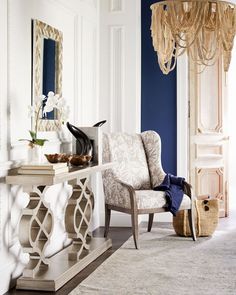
173 199 219 237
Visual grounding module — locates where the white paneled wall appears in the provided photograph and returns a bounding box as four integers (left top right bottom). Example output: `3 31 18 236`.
58 0 100 127
0 0 100 293
98 0 141 226
99 0 141 133
0 0 8 163
0 0 141 292
8 0 76 162
0 0 13 294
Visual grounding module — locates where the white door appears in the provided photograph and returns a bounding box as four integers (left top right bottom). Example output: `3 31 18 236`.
189 59 229 217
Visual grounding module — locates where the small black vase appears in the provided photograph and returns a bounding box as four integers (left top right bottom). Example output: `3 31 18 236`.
66 122 92 156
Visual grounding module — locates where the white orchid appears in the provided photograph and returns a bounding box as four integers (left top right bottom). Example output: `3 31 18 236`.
43 92 57 113
20 91 69 147
43 92 65 114
56 97 66 109
60 105 70 123
35 94 46 105
43 100 54 114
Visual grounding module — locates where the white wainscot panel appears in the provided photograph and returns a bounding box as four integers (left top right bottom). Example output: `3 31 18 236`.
110 26 125 132
80 17 98 126
110 0 124 12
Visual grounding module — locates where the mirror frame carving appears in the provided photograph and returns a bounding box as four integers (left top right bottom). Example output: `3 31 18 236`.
32 19 63 131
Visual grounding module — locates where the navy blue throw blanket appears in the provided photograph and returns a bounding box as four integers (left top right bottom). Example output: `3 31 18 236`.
154 174 185 216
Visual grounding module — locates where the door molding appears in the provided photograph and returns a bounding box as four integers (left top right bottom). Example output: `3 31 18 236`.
177 54 189 179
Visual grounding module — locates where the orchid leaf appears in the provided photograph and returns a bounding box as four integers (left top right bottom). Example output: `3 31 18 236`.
19 139 31 142
29 130 37 140
34 139 48 146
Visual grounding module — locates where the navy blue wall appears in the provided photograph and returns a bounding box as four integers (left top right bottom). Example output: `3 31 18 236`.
141 0 177 175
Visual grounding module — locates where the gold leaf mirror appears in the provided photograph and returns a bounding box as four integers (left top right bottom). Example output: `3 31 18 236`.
32 19 63 131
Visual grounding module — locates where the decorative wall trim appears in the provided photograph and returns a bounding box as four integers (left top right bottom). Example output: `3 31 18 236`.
0 185 2 252
73 15 80 126
110 26 125 132
196 167 223 199
80 18 98 125
0 81 1 153
177 53 188 179
48 0 79 16
196 167 225 217
110 0 124 12
197 61 223 134
0 0 7 159
195 143 223 159
0 0 8 255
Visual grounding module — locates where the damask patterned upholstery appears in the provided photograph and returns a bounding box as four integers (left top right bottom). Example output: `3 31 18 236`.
141 131 166 188
102 131 189 210
136 191 191 210
103 133 151 190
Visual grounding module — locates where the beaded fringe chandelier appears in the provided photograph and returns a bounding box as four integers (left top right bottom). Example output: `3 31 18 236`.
150 0 236 74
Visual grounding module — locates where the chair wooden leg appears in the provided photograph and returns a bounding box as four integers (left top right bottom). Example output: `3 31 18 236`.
188 209 197 241
131 211 139 249
104 204 111 238
148 213 154 232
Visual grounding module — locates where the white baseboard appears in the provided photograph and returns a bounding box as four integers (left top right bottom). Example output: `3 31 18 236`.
100 210 172 227
100 210 143 227
141 212 172 223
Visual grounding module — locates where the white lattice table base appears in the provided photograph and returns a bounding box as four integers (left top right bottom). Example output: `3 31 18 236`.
19 185 53 278
6 164 113 292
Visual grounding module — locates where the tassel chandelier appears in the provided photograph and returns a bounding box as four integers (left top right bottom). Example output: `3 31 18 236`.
150 0 236 74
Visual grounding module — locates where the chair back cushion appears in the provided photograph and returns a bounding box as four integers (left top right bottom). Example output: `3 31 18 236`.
141 131 166 188
103 133 151 189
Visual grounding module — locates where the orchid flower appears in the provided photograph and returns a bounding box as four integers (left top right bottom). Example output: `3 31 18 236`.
20 91 69 147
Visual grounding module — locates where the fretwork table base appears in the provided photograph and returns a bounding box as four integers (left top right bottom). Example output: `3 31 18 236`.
6 163 113 292
16 237 112 291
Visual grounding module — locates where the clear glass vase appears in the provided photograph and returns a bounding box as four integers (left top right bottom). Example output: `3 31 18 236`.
28 144 43 163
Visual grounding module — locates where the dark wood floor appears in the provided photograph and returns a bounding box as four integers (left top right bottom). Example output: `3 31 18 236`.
5 226 133 295
5 212 236 295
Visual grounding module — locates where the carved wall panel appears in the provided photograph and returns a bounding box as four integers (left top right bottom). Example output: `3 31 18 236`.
196 144 223 158
196 168 223 200
197 62 223 134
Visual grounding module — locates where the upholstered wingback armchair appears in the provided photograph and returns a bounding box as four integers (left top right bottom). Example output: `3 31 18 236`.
102 131 196 249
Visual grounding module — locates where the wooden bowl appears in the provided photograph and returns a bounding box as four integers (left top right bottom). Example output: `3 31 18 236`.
44 153 60 163
70 155 92 166
45 153 72 163
59 154 72 163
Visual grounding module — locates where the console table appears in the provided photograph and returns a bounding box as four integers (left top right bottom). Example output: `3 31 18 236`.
6 163 113 291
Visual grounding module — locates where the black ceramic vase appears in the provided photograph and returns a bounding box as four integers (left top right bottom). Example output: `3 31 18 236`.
66 122 92 156
66 120 107 157
93 120 106 127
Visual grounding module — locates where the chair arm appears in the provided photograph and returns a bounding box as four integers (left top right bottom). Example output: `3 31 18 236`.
183 180 196 210
116 179 137 210
102 169 137 209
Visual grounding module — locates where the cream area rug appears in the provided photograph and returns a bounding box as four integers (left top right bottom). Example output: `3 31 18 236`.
70 227 236 295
